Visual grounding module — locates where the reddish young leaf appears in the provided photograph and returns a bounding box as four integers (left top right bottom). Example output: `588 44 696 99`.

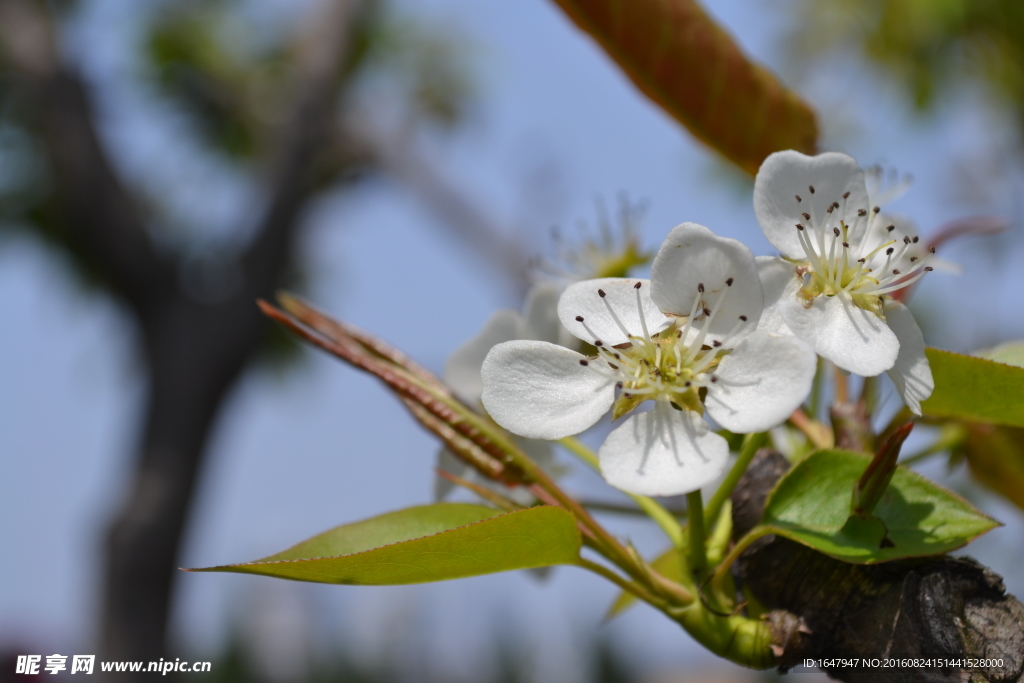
550 0 818 174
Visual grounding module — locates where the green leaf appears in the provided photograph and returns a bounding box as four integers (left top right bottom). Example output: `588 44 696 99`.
606 547 682 618
922 347 1024 428
755 450 998 563
548 0 818 175
189 504 581 584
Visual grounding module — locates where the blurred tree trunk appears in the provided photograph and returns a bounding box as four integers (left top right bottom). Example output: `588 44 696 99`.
1 0 366 673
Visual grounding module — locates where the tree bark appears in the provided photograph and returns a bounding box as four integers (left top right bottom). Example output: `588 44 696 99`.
731 450 1024 682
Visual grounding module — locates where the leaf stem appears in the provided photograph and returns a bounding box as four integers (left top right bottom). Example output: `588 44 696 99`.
559 437 685 548
704 432 766 527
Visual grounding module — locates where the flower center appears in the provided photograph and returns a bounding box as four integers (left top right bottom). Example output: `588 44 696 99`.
575 282 749 419
791 188 934 313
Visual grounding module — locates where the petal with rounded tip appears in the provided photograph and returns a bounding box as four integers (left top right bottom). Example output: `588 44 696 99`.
557 277 670 346
755 255 801 336
481 340 616 439
706 332 817 433
651 223 763 343
598 401 729 496
754 151 869 257
445 309 525 405
884 300 933 415
779 292 899 377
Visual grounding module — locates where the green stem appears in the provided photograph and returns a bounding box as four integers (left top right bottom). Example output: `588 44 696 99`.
578 557 668 610
579 500 686 517
808 356 826 419
709 526 773 600
704 432 767 527
686 490 707 575
559 437 684 548
859 374 878 416
670 601 776 669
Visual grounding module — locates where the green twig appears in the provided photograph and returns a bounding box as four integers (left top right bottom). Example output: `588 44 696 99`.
559 437 685 548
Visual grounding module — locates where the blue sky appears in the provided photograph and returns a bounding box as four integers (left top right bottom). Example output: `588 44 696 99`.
2 0 1023 679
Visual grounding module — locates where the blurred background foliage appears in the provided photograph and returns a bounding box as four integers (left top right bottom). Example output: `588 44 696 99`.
793 0 1024 137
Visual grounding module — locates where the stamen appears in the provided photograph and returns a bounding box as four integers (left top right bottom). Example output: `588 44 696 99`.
687 284 732 363
599 294 632 339
634 283 651 341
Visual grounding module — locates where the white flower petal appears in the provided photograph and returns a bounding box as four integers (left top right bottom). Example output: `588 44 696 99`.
523 281 567 345
706 332 817 433
755 255 801 336
598 401 730 496
481 340 616 439
557 277 670 346
754 151 869 258
445 309 525 405
884 301 933 415
650 223 763 342
779 292 900 376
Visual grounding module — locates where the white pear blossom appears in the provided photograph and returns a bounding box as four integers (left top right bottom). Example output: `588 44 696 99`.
753 150 935 413
481 223 816 497
435 282 570 502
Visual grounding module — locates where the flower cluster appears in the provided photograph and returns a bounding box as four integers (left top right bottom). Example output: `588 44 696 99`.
471 151 936 497
754 151 934 413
